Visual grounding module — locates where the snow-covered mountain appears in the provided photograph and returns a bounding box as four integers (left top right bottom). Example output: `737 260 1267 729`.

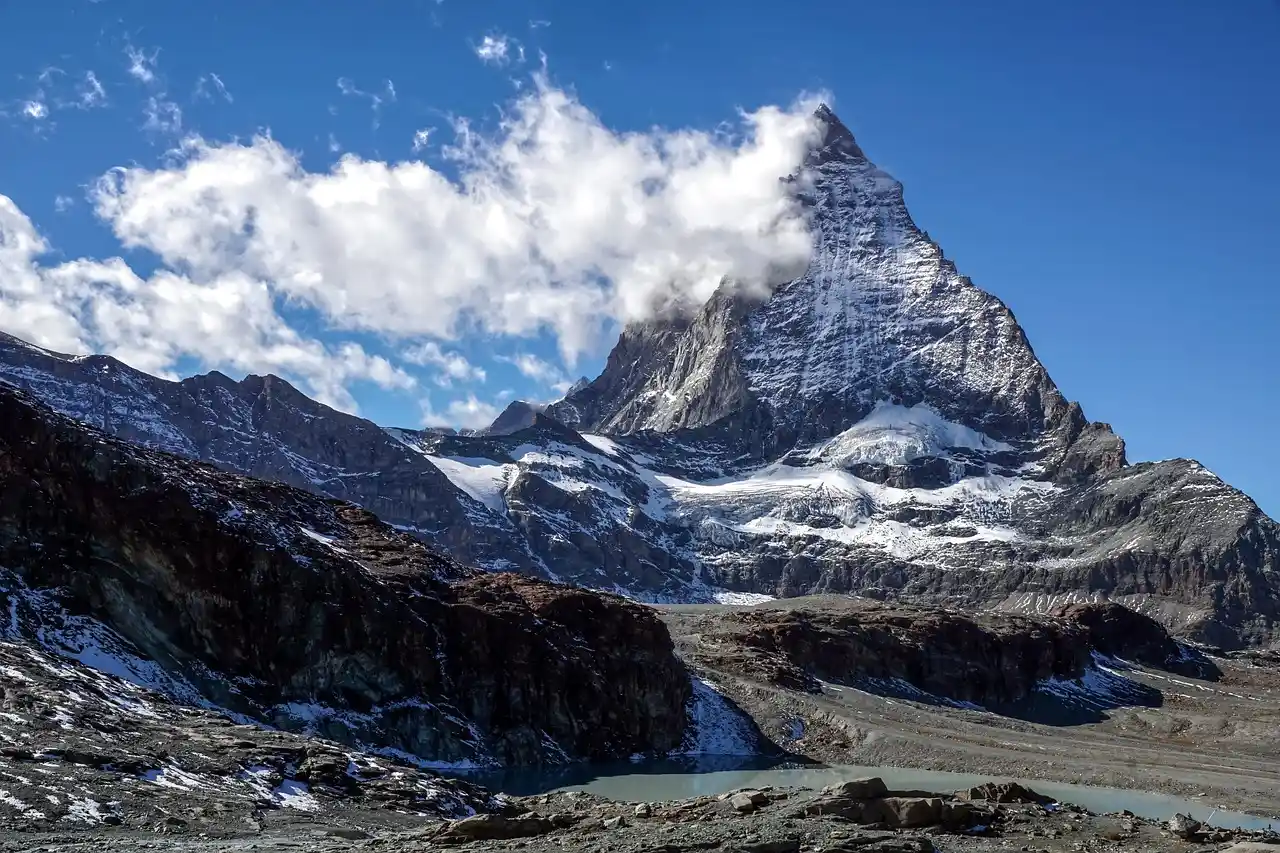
2 107 1277 647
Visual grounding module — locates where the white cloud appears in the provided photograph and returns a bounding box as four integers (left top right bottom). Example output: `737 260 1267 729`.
474 34 515 66
529 19 551 29
87 75 824 364
21 100 48 120
1 77 827 414
336 77 395 128
501 352 564 386
420 395 501 430
0 195 412 413
124 45 158 84
411 128 431 153
76 71 107 108
194 73 233 103
54 195 76 213
122 44 183 136
404 341 485 386
328 133 342 154
142 96 182 134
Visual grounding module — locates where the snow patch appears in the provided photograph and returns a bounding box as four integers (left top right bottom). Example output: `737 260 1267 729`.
674 678 758 757
299 527 346 553
809 401 1012 468
426 456 509 512
712 592 776 606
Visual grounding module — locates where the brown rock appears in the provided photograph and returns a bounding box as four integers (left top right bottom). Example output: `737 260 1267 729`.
939 800 989 829
869 797 944 829
823 777 889 800
801 796 866 821
729 790 769 813
437 813 553 842
957 782 1052 805
701 603 1093 706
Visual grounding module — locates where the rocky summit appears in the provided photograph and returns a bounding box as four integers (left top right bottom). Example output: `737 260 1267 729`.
4 107 1276 649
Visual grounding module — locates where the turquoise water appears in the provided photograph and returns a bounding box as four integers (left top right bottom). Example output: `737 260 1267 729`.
461 759 1277 832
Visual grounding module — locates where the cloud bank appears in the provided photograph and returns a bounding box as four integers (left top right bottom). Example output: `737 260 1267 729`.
0 74 825 421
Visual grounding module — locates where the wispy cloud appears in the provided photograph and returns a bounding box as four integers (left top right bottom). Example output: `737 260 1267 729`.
529 19 551 30
124 44 158 84
54 195 76 213
122 43 182 137
404 341 486 387
194 72 233 103
473 34 519 67
500 353 566 387
76 72 107 108
336 77 396 128
411 128 432 153
420 395 501 430
143 96 182 134
21 100 48 121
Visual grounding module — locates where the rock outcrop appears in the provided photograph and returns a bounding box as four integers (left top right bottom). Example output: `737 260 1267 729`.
0 383 690 766
676 597 1191 707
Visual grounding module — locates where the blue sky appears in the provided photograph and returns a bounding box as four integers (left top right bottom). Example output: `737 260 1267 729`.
1 1 1277 516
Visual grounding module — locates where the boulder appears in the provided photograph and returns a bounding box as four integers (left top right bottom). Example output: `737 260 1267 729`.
869 797 944 829
956 782 1051 805
730 790 770 813
939 800 989 829
801 796 866 821
1167 813 1201 840
436 813 553 843
823 777 890 800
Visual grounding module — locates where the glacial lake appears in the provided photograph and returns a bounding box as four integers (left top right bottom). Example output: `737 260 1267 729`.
461 759 1278 832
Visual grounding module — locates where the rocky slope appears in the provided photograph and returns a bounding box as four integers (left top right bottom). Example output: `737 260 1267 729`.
0 383 708 769
2 106 1278 647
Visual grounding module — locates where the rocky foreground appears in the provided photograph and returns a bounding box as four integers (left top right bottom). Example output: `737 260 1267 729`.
0 777 1276 853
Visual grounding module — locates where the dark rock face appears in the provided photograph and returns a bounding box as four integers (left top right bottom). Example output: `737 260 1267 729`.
679 598 1195 708
3 106 1279 648
0 384 690 765
701 602 1091 706
1056 602 1182 668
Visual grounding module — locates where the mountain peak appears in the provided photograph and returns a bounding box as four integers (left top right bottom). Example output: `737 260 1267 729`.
811 104 866 162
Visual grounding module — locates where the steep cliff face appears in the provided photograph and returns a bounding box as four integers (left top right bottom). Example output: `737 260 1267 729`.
0 384 692 766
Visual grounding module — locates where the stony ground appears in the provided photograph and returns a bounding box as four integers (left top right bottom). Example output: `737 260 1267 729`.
0 781 1276 853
